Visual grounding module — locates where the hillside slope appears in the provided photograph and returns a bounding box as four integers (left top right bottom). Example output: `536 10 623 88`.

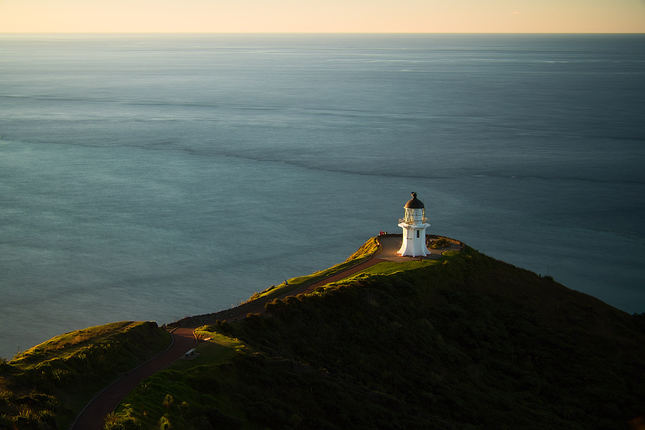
0 321 169 429
110 246 645 429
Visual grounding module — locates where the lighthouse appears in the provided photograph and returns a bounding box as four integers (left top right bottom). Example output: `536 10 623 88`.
397 192 431 257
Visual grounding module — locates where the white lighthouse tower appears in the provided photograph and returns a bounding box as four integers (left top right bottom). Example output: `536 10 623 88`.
397 192 431 257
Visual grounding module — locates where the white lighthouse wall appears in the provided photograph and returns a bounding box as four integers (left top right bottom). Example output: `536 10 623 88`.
399 227 409 253
397 224 430 257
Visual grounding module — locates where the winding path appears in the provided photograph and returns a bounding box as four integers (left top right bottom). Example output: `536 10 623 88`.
70 256 384 430
71 235 461 429
70 328 196 430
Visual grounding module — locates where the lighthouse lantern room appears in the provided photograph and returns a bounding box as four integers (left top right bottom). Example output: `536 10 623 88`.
397 192 431 257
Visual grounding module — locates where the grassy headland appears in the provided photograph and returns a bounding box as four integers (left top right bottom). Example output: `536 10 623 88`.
245 236 380 302
0 321 169 429
107 244 645 429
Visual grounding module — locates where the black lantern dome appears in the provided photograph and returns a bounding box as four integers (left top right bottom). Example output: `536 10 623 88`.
403 192 424 209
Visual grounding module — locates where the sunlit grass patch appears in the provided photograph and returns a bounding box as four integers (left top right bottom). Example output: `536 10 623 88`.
2 321 169 429
246 237 381 302
105 244 645 429
358 260 438 276
11 321 150 369
174 328 249 368
345 236 380 261
308 260 439 294
109 326 250 429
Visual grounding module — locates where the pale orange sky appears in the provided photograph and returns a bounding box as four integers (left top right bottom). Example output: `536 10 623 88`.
0 0 643 33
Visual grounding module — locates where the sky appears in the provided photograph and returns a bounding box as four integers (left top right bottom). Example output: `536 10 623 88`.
0 0 644 33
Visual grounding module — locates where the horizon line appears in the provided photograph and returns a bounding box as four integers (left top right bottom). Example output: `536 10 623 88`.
1 31 645 36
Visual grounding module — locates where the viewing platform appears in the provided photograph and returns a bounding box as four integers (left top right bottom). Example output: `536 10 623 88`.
377 233 463 262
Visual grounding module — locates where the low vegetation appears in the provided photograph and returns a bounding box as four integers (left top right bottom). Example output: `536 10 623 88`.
245 236 381 302
344 236 380 261
349 259 437 277
429 237 452 249
0 321 169 429
108 247 645 429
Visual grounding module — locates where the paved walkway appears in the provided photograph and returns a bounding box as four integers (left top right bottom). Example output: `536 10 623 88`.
71 235 462 429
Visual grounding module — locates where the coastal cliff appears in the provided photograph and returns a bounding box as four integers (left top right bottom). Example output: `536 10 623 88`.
109 241 645 429
1 239 644 429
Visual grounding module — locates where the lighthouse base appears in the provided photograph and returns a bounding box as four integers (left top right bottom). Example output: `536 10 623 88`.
397 222 430 257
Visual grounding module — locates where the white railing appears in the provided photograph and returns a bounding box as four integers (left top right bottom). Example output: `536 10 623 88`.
398 217 428 224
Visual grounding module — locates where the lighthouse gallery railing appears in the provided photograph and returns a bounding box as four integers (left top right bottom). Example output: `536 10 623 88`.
399 217 428 224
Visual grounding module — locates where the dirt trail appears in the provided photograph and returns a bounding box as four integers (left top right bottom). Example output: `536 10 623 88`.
302 257 385 294
72 235 463 429
70 242 392 430
70 328 195 430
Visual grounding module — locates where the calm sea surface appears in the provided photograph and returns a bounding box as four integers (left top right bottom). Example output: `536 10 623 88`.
1 34 644 358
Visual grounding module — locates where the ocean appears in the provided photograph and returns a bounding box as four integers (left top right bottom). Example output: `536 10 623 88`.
1 34 644 358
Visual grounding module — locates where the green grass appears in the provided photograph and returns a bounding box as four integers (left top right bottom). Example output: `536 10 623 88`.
245 236 381 302
12 321 152 369
302 260 439 296
107 328 251 429
304 251 454 295
429 237 452 249
344 236 380 261
245 259 361 301
356 259 438 276
106 246 645 429
173 328 248 369
6 237 644 429
0 321 170 429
